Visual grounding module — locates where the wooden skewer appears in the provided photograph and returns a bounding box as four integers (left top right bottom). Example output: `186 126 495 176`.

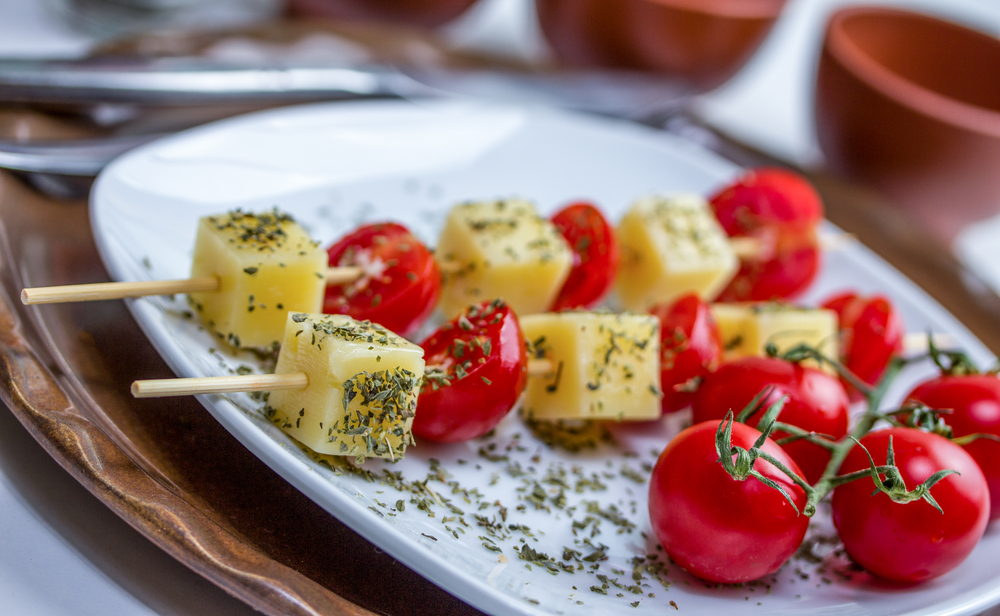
728 232 855 260
728 236 765 260
21 266 364 306
132 358 555 399
903 332 958 354
132 372 308 398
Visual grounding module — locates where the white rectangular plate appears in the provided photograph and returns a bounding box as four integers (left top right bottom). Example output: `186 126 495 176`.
91 99 1000 616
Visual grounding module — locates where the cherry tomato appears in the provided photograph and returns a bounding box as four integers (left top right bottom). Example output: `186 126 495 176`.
649 294 723 414
692 357 850 484
550 201 619 310
717 244 821 302
324 222 440 337
709 168 824 301
906 374 1000 520
412 300 527 443
832 428 989 582
823 292 904 399
649 420 809 583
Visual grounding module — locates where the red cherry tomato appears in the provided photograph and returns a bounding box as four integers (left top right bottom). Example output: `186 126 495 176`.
709 168 824 301
717 244 821 302
649 420 809 583
649 294 723 414
412 300 527 443
692 357 850 484
324 222 440 336
550 201 619 310
906 374 1000 520
823 292 904 398
832 428 990 582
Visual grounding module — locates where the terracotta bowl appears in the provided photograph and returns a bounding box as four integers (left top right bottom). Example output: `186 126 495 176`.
815 6 1000 241
287 0 479 28
535 0 788 91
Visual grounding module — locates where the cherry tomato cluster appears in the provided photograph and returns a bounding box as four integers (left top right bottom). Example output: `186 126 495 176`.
648 314 999 585
315 169 1000 588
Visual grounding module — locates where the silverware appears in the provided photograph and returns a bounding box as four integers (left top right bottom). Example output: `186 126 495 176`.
0 58 433 106
0 57 690 197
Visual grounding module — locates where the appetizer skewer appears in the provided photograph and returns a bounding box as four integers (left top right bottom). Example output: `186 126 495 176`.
132 357 554 398
21 267 365 305
21 191 845 344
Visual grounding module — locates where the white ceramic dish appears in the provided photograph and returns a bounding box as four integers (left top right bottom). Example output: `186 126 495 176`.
91 100 1000 616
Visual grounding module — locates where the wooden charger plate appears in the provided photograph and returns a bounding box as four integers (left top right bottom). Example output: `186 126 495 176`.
3 112 1000 616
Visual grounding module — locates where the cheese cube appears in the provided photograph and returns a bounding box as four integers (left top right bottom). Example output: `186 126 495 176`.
436 199 572 319
711 303 839 369
266 312 425 460
189 210 327 349
521 312 661 421
615 195 738 311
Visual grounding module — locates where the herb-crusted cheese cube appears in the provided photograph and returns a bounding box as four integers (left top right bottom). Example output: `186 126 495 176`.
615 195 738 311
266 313 425 461
521 312 661 421
711 303 839 370
436 199 572 319
189 210 326 349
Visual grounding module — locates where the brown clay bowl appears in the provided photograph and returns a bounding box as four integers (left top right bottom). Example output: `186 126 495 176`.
815 6 1000 241
286 0 479 28
535 0 788 91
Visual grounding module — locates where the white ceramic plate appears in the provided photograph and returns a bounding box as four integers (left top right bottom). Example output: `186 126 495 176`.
91 100 1000 616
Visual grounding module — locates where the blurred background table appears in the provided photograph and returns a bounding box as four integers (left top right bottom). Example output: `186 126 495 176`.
4 0 1000 615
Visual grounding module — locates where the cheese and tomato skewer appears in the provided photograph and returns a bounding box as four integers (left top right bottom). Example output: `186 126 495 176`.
21 168 839 350
22 211 443 349
131 300 669 461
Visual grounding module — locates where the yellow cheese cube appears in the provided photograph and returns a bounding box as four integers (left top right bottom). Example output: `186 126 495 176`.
266 312 425 461
711 303 839 369
521 312 661 421
436 199 572 319
189 210 327 349
615 195 738 311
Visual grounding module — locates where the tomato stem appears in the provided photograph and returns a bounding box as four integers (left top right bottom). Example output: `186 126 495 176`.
824 466 896 488
805 355 915 509
771 422 839 451
769 343 874 396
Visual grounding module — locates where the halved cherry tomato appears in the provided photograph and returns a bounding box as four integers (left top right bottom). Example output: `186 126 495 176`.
832 428 989 582
692 356 850 484
324 222 440 337
906 374 1000 520
649 420 809 583
709 168 824 301
823 292 904 399
550 201 619 310
412 300 527 442
649 294 723 414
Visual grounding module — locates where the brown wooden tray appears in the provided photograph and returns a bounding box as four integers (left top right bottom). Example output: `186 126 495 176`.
3 113 1000 616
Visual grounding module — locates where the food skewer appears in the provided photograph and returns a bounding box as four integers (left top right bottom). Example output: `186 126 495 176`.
17 225 847 306
132 358 554 399
902 331 957 354
21 266 365 305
